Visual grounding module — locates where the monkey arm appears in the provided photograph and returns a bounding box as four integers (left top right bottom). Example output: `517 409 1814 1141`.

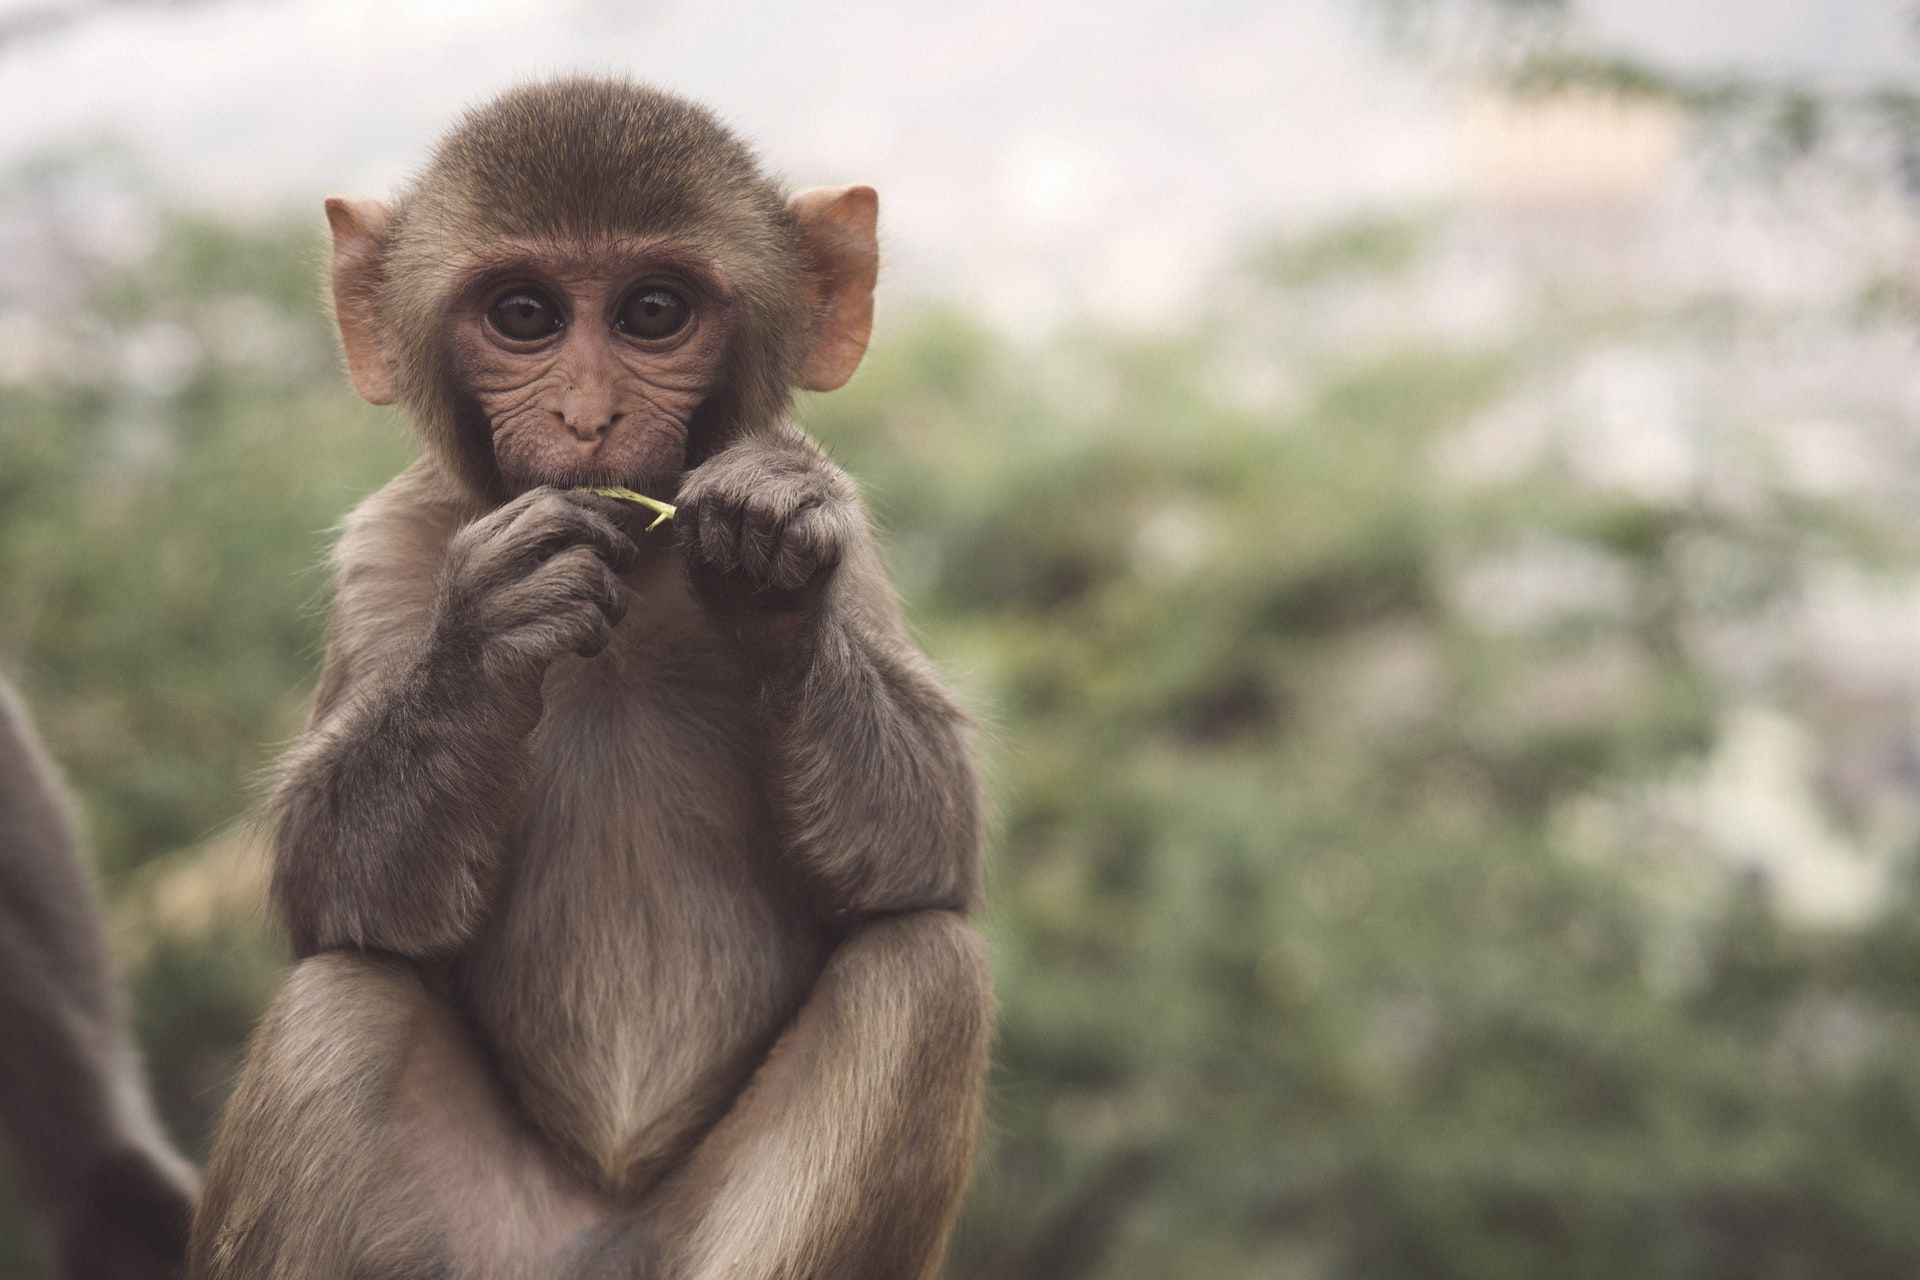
269 473 637 959
678 431 984 921
265 476 511 960
267 629 538 959
755 551 985 921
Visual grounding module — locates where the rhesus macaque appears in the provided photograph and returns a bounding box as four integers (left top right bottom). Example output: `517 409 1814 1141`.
189 78 991 1280
0 676 197 1279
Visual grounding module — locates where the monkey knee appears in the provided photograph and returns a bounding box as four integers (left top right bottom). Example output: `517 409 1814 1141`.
851 910 989 990
193 956 443 1280
837 911 993 1055
254 952 430 1065
277 949 431 1017
214 952 435 1169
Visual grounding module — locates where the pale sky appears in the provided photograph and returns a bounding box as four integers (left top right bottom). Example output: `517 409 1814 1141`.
0 0 1912 325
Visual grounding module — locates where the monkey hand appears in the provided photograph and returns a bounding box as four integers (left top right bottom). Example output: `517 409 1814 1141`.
678 440 860 616
429 487 639 691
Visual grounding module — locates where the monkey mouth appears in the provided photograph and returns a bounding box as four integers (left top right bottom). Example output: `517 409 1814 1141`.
495 427 688 497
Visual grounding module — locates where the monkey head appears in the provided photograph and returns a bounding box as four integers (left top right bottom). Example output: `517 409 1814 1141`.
322 77 878 501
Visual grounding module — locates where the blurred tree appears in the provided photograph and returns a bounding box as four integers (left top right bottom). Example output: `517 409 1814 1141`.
3 124 1920 1279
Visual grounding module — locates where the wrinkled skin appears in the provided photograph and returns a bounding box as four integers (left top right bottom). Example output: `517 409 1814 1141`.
445 240 739 497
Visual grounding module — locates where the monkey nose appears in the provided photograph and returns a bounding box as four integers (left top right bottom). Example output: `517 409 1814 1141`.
557 410 620 445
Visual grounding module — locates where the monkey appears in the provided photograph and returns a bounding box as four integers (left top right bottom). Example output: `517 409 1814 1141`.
188 78 992 1280
0 675 198 1280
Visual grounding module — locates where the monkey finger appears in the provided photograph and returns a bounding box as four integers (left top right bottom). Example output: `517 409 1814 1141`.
767 506 846 592
692 497 744 572
503 593 616 662
562 492 647 570
542 546 630 620
743 466 827 528
489 607 613 668
445 486 555 581
596 565 633 625
485 547 622 631
673 500 707 569
506 492 638 572
561 603 617 658
735 501 780 583
499 490 584 562
480 484 558 531
544 498 638 570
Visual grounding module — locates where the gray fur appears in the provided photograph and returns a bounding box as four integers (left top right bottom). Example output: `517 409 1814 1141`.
0 676 197 1279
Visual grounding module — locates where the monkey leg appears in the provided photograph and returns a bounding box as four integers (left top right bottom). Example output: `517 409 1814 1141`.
639 910 993 1280
189 953 611 1280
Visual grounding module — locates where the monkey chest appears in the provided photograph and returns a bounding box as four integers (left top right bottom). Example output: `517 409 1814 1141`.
458 649 822 1190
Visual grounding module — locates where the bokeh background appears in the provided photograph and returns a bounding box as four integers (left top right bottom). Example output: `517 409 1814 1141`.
4 1 1920 1276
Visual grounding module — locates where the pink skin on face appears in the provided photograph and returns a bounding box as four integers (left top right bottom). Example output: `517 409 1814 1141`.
446 241 737 498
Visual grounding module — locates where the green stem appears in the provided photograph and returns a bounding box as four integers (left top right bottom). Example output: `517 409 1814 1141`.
580 486 677 532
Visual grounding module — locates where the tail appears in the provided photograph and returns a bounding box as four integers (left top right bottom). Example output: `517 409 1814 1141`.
0 676 197 1279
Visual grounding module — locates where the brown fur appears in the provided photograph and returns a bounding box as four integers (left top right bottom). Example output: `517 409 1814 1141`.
190 77 989 1280
0 676 197 1279
351 79 811 499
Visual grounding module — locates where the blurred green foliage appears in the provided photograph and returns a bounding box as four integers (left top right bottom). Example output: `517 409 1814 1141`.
3 204 1920 1280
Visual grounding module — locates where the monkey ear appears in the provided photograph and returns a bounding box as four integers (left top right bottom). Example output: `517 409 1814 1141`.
789 185 879 393
324 197 399 406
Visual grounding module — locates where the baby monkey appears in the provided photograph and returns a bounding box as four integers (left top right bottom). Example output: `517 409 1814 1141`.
189 78 990 1280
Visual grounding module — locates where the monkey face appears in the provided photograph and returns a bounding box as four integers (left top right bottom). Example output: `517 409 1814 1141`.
321 80 881 503
445 241 738 495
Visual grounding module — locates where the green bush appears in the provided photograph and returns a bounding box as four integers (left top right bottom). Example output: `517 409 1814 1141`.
3 205 1919 1280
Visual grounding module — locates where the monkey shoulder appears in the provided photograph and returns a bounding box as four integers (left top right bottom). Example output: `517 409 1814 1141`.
332 459 476 583
322 459 478 679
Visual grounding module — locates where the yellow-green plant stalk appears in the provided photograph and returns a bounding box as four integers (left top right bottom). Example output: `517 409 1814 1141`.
581 486 677 532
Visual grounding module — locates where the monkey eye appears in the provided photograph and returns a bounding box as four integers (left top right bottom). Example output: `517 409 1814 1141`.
487 288 564 342
614 287 690 341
